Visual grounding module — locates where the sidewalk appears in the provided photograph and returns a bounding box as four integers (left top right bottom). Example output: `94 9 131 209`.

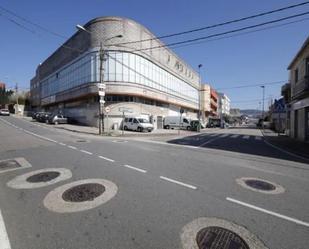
14 115 211 138
261 129 309 161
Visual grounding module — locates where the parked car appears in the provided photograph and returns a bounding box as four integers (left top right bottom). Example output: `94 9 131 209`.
163 116 191 130
47 114 68 125
123 117 154 132
37 112 52 123
207 118 221 128
0 109 10 116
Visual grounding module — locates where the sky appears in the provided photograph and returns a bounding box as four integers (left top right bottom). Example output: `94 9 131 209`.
0 0 308 110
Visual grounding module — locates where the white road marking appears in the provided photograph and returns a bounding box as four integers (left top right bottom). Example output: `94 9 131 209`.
226 197 309 227
242 135 250 139
0 209 12 249
98 156 115 162
219 134 229 138
123 164 147 173
68 146 77 150
255 136 262 140
199 136 221 147
231 134 239 138
208 133 218 137
160 176 197 190
80 150 93 155
59 142 66 146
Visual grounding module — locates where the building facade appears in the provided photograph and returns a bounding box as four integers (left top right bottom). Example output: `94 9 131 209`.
0 82 6 90
217 92 230 116
30 16 203 129
285 36 309 141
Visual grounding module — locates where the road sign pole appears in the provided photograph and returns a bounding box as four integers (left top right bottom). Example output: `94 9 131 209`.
122 111 125 136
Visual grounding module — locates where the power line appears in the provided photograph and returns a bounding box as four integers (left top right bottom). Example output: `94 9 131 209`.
134 11 309 52
164 17 309 51
0 12 37 34
216 80 286 90
115 1 309 46
0 5 67 39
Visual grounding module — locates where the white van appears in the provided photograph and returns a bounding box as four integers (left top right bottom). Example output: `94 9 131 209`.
123 117 154 132
163 116 191 130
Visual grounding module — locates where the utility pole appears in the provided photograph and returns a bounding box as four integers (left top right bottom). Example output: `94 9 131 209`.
198 64 202 132
261 85 265 130
98 42 105 135
15 82 19 114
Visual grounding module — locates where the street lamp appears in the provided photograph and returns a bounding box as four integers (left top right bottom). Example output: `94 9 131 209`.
197 64 203 132
76 24 122 135
260 85 265 130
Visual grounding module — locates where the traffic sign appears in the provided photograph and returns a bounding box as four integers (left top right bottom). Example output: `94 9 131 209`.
105 106 111 113
98 91 105 96
99 99 105 104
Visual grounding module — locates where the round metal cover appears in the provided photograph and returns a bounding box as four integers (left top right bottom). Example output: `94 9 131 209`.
62 183 105 202
236 177 285 195
26 171 60 183
196 226 250 249
76 139 87 143
244 179 275 191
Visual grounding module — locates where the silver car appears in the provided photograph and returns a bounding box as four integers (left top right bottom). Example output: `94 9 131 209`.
47 114 68 125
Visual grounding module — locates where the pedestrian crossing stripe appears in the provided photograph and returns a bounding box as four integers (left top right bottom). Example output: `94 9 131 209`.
243 135 250 139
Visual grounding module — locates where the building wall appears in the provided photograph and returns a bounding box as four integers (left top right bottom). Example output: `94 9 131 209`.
287 37 309 141
30 16 202 128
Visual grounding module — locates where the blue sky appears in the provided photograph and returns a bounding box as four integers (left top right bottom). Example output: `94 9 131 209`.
0 0 308 109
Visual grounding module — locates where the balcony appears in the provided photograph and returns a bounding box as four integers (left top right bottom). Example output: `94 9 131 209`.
292 76 309 100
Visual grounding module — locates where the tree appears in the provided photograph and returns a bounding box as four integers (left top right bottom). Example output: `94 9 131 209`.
0 88 14 107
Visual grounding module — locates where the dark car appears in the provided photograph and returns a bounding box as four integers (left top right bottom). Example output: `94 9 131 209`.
37 112 52 123
47 114 68 125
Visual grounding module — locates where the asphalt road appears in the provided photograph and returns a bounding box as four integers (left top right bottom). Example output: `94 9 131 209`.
0 116 308 249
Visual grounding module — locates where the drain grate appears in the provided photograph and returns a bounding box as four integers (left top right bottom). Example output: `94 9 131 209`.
244 179 276 191
62 183 105 202
26 171 60 183
196 226 250 249
0 160 21 170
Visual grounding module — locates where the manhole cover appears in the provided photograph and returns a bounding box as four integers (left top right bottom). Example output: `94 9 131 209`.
76 139 87 143
26 171 60 183
236 177 284 194
62 183 105 202
196 226 250 249
0 160 21 170
244 179 275 191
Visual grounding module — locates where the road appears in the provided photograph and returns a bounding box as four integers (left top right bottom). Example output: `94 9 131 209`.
0 115 308 249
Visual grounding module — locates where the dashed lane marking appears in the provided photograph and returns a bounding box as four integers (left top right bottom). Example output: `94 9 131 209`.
98 156 115 162
231 134 239 138
226 197 309 227
68 146 77 150
80 150 93 155
243 135 250 139
123 164 147 173
160 176 197 190
59 142 66 146
0 209 11 249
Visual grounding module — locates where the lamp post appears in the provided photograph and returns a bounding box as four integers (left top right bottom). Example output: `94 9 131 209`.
76 24 122 135
198 64 203 132
261 85 265 130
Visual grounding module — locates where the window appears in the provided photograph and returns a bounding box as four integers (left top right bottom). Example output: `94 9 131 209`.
294 68 298 83
128 118 133 122
133 119 138 123
306 58 309 76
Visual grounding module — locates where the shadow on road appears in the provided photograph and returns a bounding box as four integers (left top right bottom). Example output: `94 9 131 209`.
167 128 309 166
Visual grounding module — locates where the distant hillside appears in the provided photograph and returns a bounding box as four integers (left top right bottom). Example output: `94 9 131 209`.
240 109 262 117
